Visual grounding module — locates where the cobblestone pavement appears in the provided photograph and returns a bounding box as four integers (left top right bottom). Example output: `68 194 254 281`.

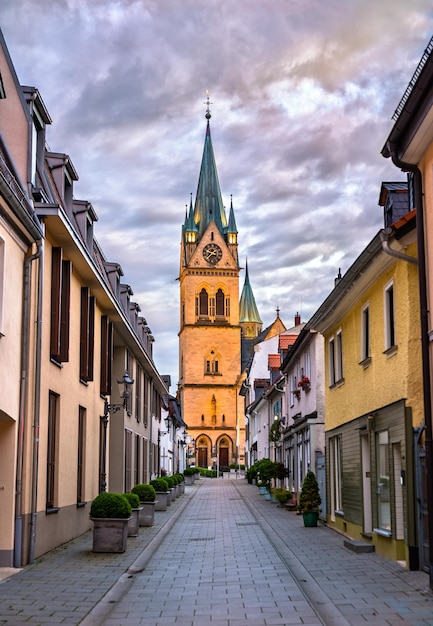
0 478 432 625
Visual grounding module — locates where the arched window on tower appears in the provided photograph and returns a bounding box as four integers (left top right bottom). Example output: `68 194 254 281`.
199 288 208 317
204 349 221 376
216 288 225 317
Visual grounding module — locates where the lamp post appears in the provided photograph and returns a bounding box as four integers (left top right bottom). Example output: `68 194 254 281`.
100 370 134 493
157 429 168 477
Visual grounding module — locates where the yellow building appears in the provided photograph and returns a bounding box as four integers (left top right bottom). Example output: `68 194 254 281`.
309 186 423 569
178 103 245 470
381 35 433 582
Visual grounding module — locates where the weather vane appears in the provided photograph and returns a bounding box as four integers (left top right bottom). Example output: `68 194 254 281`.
204 89 212 120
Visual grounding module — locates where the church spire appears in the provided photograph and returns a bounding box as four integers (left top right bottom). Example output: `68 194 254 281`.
239 259 262 339
193 93 227 237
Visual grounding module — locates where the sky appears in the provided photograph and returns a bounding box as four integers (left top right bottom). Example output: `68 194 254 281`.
2 1 433 387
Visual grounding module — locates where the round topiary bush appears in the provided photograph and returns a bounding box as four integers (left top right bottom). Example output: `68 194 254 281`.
123 492 140 509
150 478 169 492
131 483 156 502
164 475 175 488
183 467 195 476
175 473 184 483
90 492 132 519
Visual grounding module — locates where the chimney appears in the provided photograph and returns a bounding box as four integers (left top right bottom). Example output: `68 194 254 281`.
294 312 301 326
334 268 342 287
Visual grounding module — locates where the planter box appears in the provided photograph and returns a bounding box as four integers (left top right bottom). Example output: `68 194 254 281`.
184 475 194 485
170 487 176 501
154 491 169 511
179 482 185 494
127 508 142 537
138 501 156 527
91 517 129 553
302 511 319 527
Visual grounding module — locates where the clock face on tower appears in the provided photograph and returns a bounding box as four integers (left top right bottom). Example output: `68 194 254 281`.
202 243 222 265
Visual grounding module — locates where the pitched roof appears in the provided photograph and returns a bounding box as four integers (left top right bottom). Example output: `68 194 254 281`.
268 354 281 370
279 334 297 351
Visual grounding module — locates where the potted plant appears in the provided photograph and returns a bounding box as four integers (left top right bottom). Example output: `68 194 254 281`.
164 475 176 501
89 492 131 553
298 470 321 527
183 467 195 485
123 492 141 537
271 488 292 507
150 478 169 511
256 459 277 496
131 484 157 527
175 473 185 495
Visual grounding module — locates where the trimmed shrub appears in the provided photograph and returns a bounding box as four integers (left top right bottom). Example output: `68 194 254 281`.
123 492 140 508
164 475 175 488
298 471 321 513
183 467 195 476
131 483 156 502
150 478 169 492
90 492 131 519
175 473 184 483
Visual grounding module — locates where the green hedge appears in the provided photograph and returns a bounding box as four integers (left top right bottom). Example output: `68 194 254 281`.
131 483 156 502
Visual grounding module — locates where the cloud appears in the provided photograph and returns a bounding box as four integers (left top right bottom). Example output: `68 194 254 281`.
1 0 432 383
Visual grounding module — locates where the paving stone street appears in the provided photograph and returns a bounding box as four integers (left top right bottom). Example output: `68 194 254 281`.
0 478 432 626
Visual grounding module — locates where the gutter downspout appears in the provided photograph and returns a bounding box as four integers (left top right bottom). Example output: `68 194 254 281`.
14 240 42 567
28 239 44 564
380 228 418 265
386 147 433 586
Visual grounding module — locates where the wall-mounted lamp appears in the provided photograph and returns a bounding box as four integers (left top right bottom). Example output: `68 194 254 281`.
100 370 134 493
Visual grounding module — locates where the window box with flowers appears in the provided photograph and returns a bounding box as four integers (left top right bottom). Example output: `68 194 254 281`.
298 375 311 392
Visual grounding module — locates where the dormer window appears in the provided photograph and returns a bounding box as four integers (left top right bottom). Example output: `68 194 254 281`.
0 73 6 99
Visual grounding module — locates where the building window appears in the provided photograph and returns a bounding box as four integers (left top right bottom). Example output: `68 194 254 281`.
0 237 4 336
135 434 141 486
361 304 370 363
77 406 86 504
205 349 220 376
135 363 142 422
384 281 396 352
100 316 113 396
290 374 298 406
50 247 71 363
329 329 343 386
79 287 95 382
199 288 208 316
216 289 225 316
329 435 343 519
46 392 59 510
124 429 132 492
376 430 391 532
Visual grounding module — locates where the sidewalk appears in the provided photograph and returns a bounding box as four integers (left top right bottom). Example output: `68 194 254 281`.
0 479 432 625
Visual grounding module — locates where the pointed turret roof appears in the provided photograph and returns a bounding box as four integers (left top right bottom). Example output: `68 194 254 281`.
239 260 262 324
193 115 227 237
227 195 238 234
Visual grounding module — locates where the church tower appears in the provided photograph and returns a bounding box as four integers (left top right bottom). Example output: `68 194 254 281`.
178 97 245 470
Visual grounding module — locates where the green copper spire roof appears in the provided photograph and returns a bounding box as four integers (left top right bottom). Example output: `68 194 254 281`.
227 196 238 234
239 260 262 323
193 106 227 237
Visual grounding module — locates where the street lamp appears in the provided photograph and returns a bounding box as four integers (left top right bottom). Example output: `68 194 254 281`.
100 370 134 493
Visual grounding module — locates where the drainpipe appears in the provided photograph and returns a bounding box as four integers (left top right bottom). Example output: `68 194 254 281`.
14 240 42 567
28 239 44 564
379 228 418 264
385 148 433 587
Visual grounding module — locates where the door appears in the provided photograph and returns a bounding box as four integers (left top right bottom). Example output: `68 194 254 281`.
316 455 326 520
361 433 372 535
415 427 429 572
219 446 229 471
198 445 208 468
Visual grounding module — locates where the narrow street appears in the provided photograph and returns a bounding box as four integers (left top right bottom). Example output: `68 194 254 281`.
2 478 430 626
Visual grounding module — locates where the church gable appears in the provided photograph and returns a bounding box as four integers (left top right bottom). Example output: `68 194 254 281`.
187 220 238 270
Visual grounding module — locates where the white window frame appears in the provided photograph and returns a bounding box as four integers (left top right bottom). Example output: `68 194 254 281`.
329 328 343 386
361 303 370 363
384 280 396 353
